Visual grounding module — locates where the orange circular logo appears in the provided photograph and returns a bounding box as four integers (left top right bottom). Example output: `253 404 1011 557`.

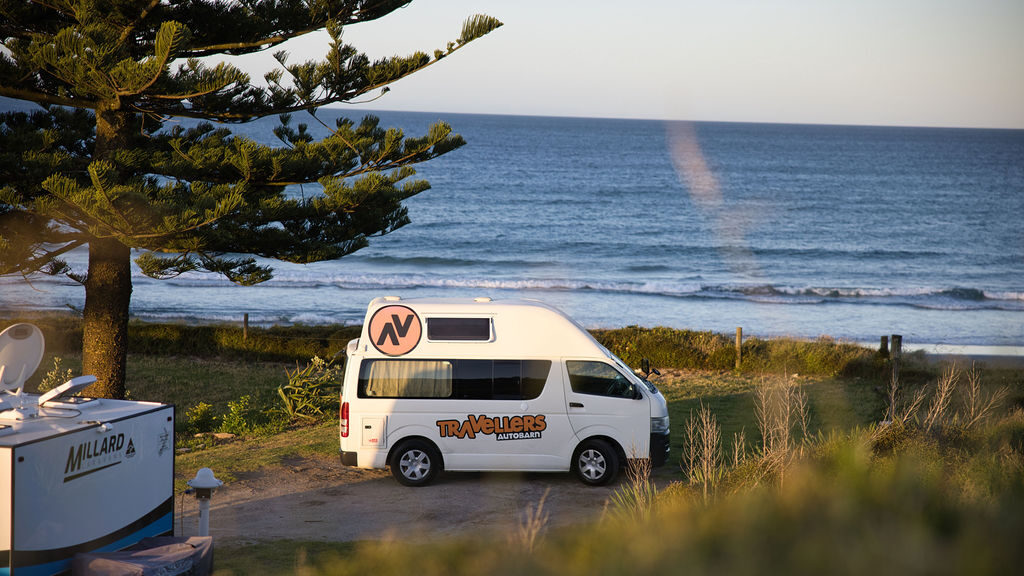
367 305 421 356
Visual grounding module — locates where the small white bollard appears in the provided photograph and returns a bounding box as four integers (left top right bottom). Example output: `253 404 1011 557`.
187 467 223 537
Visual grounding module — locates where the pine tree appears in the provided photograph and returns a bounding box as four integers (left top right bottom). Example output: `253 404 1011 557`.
0 1 502 398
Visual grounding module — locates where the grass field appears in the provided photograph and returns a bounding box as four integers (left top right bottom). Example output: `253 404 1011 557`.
192 359 1024 576
15 318 1024 575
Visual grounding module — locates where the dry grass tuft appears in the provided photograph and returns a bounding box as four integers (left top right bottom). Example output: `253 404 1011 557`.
683 402 722 502
511 487 550 553
610 454 658 522
752 375 810 486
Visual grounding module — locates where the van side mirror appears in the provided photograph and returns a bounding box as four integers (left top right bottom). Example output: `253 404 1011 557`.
640 358 660 379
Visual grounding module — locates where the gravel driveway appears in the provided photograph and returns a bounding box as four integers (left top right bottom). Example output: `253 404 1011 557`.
176 455 653 544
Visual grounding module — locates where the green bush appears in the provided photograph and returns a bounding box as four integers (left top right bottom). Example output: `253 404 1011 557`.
278 356 343 422
183 402 216 436
218 395 253 436
36 356 74 393
593 326 883 377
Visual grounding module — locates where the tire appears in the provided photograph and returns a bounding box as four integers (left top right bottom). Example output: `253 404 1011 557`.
390 439 441 486
572 439 620 486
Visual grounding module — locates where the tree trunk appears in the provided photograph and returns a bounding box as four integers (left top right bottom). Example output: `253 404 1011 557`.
81 237 132 399
82 104 131 399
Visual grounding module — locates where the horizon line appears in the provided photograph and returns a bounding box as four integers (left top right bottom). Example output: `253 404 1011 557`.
2 96 1021 132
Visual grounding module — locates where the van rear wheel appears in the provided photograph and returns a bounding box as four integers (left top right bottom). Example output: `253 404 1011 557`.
573 439 619 486
391 439 441 486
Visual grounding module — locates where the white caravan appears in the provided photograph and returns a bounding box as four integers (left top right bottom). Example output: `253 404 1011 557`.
0 323 174 575
338 297 671 486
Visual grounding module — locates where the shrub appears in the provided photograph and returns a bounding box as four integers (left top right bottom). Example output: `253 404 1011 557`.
278 356 343 422
184 402 216 436
218 395 253 436
37 356 74 393
592 326 880 376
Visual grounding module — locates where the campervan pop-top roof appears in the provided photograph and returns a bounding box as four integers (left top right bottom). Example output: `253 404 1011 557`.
353 297 610 359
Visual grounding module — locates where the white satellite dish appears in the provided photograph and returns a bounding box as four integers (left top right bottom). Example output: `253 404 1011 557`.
0 324 45 395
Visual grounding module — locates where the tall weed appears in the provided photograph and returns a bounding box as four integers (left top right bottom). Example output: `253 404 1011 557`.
682 403 722 502
752 376 810 486
609 456 658 521
879 363 1010 452
511 488 550 553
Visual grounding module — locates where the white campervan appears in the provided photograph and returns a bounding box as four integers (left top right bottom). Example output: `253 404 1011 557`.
338 297 671 486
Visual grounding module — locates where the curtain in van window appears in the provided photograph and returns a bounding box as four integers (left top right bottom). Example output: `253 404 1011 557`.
364 360 453 398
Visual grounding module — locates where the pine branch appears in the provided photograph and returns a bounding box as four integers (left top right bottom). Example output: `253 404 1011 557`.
339 15 503 100
20 238 86 274
0 85 94 109
113 21 187 96
184 28 323 58
117 0 162 46
169 0 418 57
87 162 134 234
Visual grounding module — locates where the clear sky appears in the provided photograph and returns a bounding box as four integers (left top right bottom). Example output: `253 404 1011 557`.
263 0 1024 128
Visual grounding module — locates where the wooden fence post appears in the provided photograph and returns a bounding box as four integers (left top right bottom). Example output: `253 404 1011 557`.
879 335 889 358
735 327 742 370
243 313 249 341
891 334 902 382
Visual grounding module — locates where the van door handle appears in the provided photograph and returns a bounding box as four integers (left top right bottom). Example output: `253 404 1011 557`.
569 402 584 408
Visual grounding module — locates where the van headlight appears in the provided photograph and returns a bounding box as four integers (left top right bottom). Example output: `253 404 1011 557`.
651 416 670 434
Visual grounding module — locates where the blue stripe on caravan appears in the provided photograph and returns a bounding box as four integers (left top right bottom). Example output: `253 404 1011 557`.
9 512 172 576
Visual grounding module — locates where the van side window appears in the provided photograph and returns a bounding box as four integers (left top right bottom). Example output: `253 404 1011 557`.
359 360 453 398
426 318 492 341
452 360 551 401
566 361 635 399
359 359 550 400
520 360 550 399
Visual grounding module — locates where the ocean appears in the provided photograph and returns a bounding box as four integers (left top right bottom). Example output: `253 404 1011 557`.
2 108 1023 350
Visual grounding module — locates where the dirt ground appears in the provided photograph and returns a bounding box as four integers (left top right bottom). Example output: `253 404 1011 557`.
176 455 671 544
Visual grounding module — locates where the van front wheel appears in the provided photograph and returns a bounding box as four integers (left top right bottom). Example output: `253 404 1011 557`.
573 439 620 486
391 439 441 486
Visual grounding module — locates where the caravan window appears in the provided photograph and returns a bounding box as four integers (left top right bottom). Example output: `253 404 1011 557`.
358 359 550 400
360 360 453 398
426 318 492 341
453 359 550 400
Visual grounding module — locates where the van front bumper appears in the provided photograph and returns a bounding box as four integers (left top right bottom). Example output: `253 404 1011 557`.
650 431 670 467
